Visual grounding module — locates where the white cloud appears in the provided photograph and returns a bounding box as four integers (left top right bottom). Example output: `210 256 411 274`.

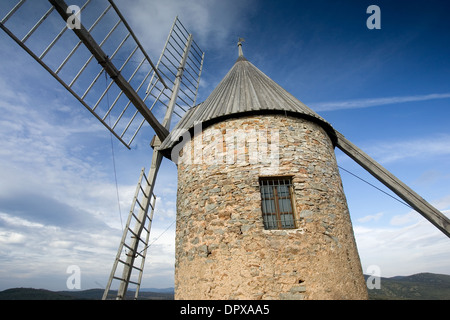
355 221 450 277
155 197 176 220
354 196 450 277
118 0 258 54
360 134 450 165
0 209 122 290
312 93 450 112
427 195 450 211
389 211 420 226
358 212 384 223
0 59 143 290
0 231 26 245
0 86 177 288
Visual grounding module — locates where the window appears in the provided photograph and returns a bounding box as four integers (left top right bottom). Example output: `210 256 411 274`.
259 177 296 230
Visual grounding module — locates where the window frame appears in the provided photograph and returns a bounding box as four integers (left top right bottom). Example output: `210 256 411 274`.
259 176 296 230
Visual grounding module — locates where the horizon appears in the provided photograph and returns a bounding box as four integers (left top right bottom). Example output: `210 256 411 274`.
0 0 449 292
2 271 450 293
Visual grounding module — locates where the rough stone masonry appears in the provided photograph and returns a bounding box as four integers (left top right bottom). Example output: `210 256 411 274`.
174 114 368 300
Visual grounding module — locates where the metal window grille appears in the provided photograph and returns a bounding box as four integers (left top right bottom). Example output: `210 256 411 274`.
259 177 296 230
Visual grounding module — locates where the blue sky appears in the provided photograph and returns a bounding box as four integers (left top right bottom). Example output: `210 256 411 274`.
0 0 449 291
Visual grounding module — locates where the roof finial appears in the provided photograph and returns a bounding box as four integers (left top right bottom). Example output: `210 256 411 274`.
238 38 245 57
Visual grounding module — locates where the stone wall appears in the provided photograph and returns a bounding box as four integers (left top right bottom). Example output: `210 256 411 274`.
174 114 368 300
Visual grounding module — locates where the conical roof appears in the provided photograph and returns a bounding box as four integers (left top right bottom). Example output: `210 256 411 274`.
159 44 336 158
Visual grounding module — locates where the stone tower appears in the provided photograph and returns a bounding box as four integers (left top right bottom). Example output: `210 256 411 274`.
159 42 368 300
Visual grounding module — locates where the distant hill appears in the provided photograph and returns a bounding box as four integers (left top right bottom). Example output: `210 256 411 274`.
0 288 174 300
365 272 450 300
0 288 78 300
1 273 449 300
140 287 175 293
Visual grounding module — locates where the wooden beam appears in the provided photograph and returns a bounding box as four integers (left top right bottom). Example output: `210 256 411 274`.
336 131 450 238
49 0 169 142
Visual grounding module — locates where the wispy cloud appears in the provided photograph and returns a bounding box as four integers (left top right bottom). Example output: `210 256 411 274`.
119 0 258 53
312 93 450 112
0 50 167 289
354 198 450 277
365 134 450 164
358 212 384 223
337 134 450 169
389 211 421 226
0 209 121 290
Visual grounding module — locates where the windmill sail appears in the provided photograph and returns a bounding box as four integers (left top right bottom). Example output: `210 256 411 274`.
102 168 156 300
1 0 205 300
148 16 205 130
103 17 205 300
336 131 450 238
0 0 195 148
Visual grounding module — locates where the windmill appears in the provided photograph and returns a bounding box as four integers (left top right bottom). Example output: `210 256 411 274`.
1 0 448 300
